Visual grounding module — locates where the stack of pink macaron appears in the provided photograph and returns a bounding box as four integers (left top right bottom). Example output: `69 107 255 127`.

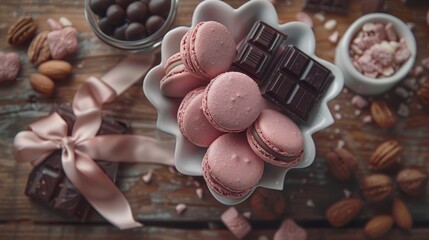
159 21 305 199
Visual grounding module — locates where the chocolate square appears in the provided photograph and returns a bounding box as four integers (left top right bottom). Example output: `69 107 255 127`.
261 45 334 122
25 103 127 221
232 21 287 83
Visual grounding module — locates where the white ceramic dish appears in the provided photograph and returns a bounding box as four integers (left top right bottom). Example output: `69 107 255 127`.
335 13 416 96
143 0 344 205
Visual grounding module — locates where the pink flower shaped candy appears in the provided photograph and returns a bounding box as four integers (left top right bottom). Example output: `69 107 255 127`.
47 27 78 60
0 52 20 82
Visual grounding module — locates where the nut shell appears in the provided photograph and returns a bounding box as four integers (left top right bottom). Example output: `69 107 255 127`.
7 16 37 45
392 198 413 230
30 73 55 97
396 168 428 196
38 60 72 80
361 174 393 202
28 31 51 65
370 100 397 128
325 148 358 181
369 140 402 170
364 215 394 239
326 198 363 227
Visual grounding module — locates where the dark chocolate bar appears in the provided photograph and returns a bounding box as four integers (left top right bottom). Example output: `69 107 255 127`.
304 0 349 15
25 103 127 221
233 21 334 123
232 21 287 84
261 45 334 122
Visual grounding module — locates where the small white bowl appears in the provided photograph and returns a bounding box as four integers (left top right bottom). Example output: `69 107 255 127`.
143 0 343 205
335 13 416 96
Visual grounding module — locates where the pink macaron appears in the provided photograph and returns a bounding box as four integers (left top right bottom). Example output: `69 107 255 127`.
160 53 207 98
202 71 262 133
246 109 304 168
202 133 264 199
177 87 223 147
180 21 236 79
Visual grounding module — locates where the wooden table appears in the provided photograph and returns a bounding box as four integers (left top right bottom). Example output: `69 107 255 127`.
1 0 428 239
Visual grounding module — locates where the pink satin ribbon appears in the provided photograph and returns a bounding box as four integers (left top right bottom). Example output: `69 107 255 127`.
13 55 174 229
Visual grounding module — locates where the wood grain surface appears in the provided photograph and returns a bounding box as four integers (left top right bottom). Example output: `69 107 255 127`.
0 0 429 239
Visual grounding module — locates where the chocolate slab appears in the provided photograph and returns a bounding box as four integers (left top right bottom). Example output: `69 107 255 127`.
304 0 349 15
233 21 334 122
261 45 334 122
232 21 287 84
25 103 127 221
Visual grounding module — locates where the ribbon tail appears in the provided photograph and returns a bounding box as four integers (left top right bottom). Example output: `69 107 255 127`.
61 148 142 229
79 135 175 166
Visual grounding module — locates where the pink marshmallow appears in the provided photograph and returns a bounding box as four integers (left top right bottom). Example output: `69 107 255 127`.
274 218 307 240
221 207 251 239
385 22 398 41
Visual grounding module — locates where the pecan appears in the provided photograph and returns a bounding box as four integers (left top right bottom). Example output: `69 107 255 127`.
325 148 358 181
370 100 397 128
396 168 428 196
326 198 363 227
369 140 402 170
361 174 393 202
7 16 37 45
28 31 51 65
417 81 429 107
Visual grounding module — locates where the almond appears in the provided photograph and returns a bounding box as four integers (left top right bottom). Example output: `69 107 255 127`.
364 215 393 239
326 198 363 227
392 198 413 230
369 140 402 170
38 60 72 80
29 73 54 97
396 168 428 196
325 148 358 181
361 174 393 202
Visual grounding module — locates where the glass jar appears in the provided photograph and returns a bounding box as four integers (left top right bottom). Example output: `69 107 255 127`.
84 0 178 52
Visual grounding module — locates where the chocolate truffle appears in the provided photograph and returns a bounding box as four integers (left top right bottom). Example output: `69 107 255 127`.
90 0 114 17
145 15 165 35
116 0 135 8
127 1 148 22
99 17 115 35
125 22 147 40
114 23 128 40
148 0 170 16
106 4 126 26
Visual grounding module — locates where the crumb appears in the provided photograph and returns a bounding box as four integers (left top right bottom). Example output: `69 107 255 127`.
314 12 325 22
306 199 315 207
355 109 361 116
324 19 337 30
337 140 345 149
196 188 203 199
176 203 187 214
334 128 340 134
362 115 372 123
193 180 201 187
243 211 251 219
59 16 73 27
329 31 340 44
142 171 152 183
351 95 368 108
343 189 352 198
334 104 341 111
335 113 342 120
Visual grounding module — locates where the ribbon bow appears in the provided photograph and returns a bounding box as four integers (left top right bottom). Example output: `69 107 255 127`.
13 55 174 229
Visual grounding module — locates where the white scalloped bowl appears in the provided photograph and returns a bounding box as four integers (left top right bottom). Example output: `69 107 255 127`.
143 0 343 205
